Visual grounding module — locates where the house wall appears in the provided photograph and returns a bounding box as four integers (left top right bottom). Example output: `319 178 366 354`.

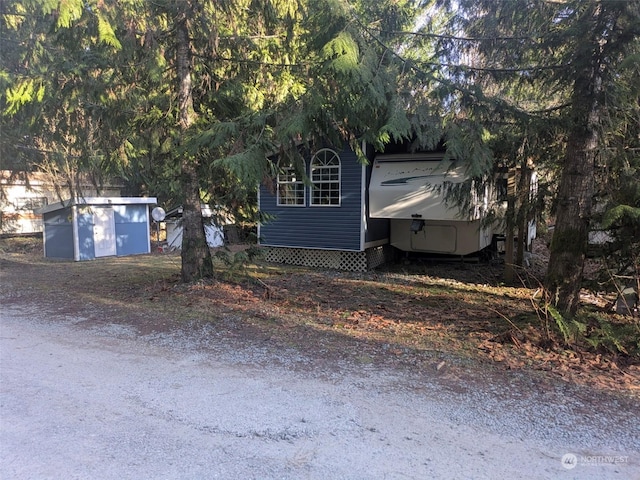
259 145 369 251
0 171 123 235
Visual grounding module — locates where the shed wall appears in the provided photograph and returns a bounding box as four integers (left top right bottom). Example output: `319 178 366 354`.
77 209 95 260
114 205 151 256
43 209 74 259
42 201 152 260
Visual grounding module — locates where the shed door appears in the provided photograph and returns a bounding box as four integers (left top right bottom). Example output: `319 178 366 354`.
93 207 117 257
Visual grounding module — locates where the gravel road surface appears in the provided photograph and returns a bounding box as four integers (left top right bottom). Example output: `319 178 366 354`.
1 304 638 479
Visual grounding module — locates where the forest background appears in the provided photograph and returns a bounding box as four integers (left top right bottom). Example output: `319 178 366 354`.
1 0 638 355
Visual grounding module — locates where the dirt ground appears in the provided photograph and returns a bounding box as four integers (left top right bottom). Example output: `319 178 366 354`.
0 236 638 400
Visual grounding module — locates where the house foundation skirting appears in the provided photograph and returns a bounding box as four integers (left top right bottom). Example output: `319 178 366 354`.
263 246 390 272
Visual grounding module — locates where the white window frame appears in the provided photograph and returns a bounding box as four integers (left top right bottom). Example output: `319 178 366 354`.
15 197 48 211
310 148 341 207
277 166 306 206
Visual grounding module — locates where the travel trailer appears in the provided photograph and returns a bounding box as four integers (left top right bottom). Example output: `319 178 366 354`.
164 204 225 250
369 153 520 256
369 154 494 255
0 170 123 235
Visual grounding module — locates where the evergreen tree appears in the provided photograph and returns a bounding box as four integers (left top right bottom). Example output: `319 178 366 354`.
126 0 429 281
2 0 428 282
1 0 126 195
422 0 640 315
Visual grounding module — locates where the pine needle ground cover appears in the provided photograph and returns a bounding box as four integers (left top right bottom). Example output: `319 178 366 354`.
1 237 637 397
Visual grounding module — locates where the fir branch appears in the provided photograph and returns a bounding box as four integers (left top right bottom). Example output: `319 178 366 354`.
354 16 535 121
432 62 571 74
529 103 572 115
191 53 315 69
370 29 535 43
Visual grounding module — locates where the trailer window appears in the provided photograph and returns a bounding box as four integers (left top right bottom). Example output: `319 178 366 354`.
310 149 341 206
277 166 306 206
496 178 508 202
15 197 48 210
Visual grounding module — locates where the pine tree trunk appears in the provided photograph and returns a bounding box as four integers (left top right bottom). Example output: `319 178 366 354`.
176 16 213 283
515 166 532 265
544 6 604 315
544 126 596 315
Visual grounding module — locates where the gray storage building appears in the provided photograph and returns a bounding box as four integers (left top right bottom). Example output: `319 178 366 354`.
37 197 157 261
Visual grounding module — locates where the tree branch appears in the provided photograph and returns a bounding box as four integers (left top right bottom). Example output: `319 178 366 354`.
371 28 534 43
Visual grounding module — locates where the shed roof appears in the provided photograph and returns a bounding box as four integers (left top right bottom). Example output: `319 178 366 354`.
165 204 217 218
36 197 157 215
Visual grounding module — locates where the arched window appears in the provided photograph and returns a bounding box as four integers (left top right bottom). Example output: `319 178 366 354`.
310 149 341 206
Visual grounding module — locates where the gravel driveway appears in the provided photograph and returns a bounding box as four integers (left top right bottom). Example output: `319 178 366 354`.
1 303 638 480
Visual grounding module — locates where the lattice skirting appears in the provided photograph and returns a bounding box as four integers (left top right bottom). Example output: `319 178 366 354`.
263 246 390 272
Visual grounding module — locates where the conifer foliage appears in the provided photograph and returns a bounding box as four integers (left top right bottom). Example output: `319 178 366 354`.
421 0 640 315
1 0 638 311
1 0 427 281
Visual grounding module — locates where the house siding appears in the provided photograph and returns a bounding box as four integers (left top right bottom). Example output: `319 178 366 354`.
259 146 364 251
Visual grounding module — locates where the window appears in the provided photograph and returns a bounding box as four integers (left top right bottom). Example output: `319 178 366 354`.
15 197 47 210
310 149 341 206
277 166 305 206
496 178 508 202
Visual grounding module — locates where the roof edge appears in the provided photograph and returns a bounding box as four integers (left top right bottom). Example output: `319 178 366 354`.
36 197 158 214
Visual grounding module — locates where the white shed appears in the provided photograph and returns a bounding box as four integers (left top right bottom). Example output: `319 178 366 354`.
165 205 225 250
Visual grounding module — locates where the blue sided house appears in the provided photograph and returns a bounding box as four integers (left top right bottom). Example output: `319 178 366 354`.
258 143 391 271
259 143 521 271
37 197 157 261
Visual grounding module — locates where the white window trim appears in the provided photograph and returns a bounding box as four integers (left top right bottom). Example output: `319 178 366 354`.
276 166 306 206
309 148 341 207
